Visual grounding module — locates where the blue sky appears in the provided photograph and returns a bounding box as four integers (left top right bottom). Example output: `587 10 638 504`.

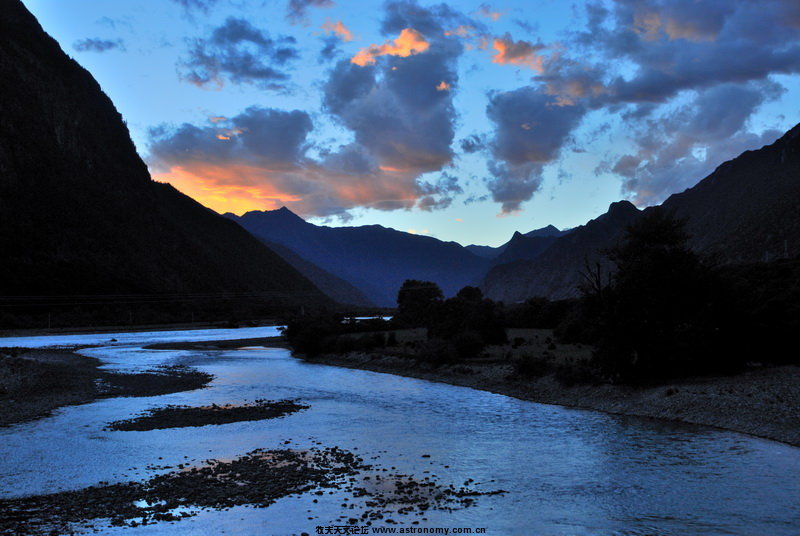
21 0 800 246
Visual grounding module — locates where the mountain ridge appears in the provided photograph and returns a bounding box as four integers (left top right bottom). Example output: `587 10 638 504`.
0 1 328 308
481 125 800 302
227 208 491 306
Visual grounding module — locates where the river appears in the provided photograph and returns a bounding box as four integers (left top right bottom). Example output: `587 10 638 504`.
1 327 798 535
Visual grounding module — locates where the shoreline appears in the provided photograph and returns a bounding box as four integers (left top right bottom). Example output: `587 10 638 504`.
0 320 280 339
3 335 798 447
300 351 800 447
0 349 212 427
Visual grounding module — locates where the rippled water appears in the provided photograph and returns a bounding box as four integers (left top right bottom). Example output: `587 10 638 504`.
1 329 798 535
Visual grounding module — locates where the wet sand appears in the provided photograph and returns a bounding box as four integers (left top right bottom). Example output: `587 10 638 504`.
106 399 309 431
0 349 212 427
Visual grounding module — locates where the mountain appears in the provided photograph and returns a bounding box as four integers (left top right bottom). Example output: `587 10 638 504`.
466 225 567 260
661 124 800 263
0 1 327 307
482 123 800 302
465 243 508 259
524 224 567 238
259 241 375 307
493 226 570 265
226 208 491 306
482 201 641 302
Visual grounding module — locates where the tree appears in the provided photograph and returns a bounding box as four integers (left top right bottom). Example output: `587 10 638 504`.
592 209 740 381
395 280 443 326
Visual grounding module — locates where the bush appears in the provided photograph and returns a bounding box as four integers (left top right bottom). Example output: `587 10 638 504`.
416 338 457 366
452 331 485 358
512 353 552 378
586 209 745 382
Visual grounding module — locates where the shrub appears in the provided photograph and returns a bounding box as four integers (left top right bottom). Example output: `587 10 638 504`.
452 331 485 358
512 353 552 378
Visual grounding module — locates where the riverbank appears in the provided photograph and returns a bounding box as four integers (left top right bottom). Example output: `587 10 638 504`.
140 330 800 447
0 349 212 427
301 351 800 447
0 319 278 338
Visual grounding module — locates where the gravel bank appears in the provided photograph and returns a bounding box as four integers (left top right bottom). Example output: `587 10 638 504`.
0 349 212 427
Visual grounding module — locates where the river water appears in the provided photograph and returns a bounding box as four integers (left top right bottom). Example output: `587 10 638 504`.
0 328 798 535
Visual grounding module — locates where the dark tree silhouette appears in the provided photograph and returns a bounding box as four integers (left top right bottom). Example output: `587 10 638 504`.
592 209 741 381
395 280 443 326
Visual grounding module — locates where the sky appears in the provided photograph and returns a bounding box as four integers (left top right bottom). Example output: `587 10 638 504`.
21 0 800 246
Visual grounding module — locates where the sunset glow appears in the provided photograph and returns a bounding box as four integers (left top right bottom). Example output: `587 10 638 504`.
351 28 430 66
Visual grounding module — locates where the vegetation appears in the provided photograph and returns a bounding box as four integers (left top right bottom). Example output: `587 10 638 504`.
580 210 741 381
285 210 799 386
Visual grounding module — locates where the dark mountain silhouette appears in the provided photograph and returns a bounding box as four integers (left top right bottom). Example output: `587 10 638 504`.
226 208 491 306
493 226 570 265
466 225 567 260
660 124 800 263
0 1 327 307
465 243 507 259
482 201 641 301
260 241 374 307
482 123 800 302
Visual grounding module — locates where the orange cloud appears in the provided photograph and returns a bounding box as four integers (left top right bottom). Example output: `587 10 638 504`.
215 127 245 140
436 81 451 91
351 28 430 66
322 19 353 42
492 35 544 72
153 164 303 215
151 158 428 218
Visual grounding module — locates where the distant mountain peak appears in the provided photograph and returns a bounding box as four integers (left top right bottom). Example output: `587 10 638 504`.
524 224 564 238
608 200 638 214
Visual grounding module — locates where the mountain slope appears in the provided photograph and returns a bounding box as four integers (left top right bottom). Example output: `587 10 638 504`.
260 241 374 307
227 208 491 306
492 226 569 266
482 123 800 302
0 0 327 305
466 225 567 261
661 124 800 263
482 201 641 301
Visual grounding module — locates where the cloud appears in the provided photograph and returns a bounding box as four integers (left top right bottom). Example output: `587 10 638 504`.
180 18 299 90
170 0 219 13
417 172 464 211
485 87 586 213
569 0 800 105
491 34 545 71
325 0 465 176
477 4 504 22
73 38 125 53
485 160 544 214
148 0 471 219
318 36 340 62
351 28 430 66
602 81 785 203
487 87 585 166
287 0 334 25
459 134 484 154
322 19 353 42
473 0 800 210
148 107 386 217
